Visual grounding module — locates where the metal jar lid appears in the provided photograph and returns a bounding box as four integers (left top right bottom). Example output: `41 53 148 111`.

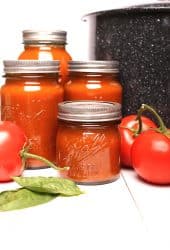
3 60 60 74
58 101 122 122
22 30 67 45
68 60 119 73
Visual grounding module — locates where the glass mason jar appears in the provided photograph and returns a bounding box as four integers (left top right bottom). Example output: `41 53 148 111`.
1 60 64 169
18 30 72 85
64 60 122 103
56 101 122 184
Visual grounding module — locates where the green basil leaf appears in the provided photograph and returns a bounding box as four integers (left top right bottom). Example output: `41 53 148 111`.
13 176 83 196
0 188 56 212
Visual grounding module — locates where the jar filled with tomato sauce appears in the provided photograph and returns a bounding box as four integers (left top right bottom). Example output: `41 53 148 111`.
1 60 64 169
56 101 122 184
64 60 122 103
18 30 72 85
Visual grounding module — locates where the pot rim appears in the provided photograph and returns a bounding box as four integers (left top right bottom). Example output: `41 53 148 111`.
83 2 170 19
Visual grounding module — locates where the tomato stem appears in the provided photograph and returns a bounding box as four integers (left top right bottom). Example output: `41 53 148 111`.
20 150 69 171
135 112 143 136
136 104 168 134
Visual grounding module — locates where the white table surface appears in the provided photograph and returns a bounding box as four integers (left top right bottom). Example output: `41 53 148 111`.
0 168 169 250
122 169 170 250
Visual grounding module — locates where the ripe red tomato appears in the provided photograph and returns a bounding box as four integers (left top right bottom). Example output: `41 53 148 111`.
131 130 170 184
0 121 27 182
119 115 157 167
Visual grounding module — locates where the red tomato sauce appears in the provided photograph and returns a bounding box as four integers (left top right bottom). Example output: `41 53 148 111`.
57 121 120 184
1 66 63 168
64 73 122 103
19 46 72 85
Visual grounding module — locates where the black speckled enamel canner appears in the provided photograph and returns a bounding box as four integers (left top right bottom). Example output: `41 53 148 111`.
85 2 170 126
